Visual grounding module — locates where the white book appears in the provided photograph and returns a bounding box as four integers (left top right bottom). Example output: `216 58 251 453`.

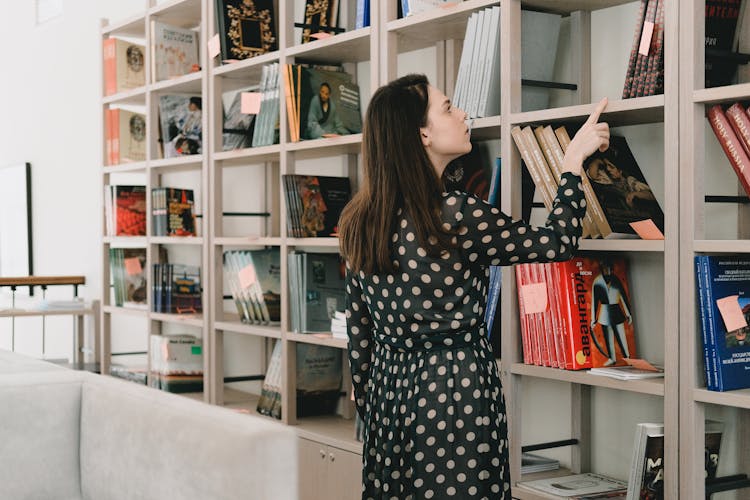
452 12 478 111
464 9 486 119
151 21 199 82
588 365 665 380
519 472 628 497
478 7 501 118
521 10 562 111
626 423 663 500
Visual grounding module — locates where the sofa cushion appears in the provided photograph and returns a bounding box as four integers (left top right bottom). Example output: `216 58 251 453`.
0 371 85 500
80 374 297 500
0 349 68 375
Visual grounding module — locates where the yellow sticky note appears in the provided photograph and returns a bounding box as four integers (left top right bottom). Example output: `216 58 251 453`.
624 358 661 372
124 257 142 276
238 264 256 289
520 283 548 314
208 34 221 58
629 219 664 240
716 295 748 332
241 92 262 114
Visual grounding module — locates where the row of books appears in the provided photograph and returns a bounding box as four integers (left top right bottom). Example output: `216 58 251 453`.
158 94 203 158
103 21 199 96
152 263 202 315
706 102 750 199
282 174 351 238
148 334 203 393
222 249 281 325
109 248 147 309
221 63 281 149
621 0 665 99
695 254 750 392
104 108 145 165
288 252 345 334
256 340 343 419
281 64 362 142
512 124 664 239
105 185 197 237
515 257 637 370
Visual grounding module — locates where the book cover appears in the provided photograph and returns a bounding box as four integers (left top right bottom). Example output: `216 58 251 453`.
166 188 196 236
222 88 257 150
285 174 352 237
249 248 281 323
706 104 750 198
519 473 628 497
113 109 146 164
114 185 147 236
215 0 277 62
296 66 362 140
638 432 664 499
103 38 145 96
301 0 339 43
170 264 202 314
696 254 750 391
150 21 200 82
705 0 743 88
158 94 202 158
301 252 346 333
583 136 664 238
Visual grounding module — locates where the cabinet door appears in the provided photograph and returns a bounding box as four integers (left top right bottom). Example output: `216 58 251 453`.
325 446 362 500
298 438 329 500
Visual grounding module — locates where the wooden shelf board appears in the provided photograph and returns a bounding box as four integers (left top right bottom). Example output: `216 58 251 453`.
578 239 665 252
694 387 750 410
286 237 340 248
214 236 282 247
103 162 147 174
286 28 372 63
287 332 348 350
693 83 750 105
510 363 665 396
102 87 147 105
149 155 204 170
149 236 204 246
150 312 204 327
388 0 499 52
102 13 146 37
102 304 149 317
285 134 362 159
148 0 202 28
0 276 85 286
213 51 280 79
694 240 750 253
214 320 282 339
150 71 203 93
296 414 360 454
103 236 148 247
469 115 502 141
510 95 664 127
0 308 95 318
213 144 281 164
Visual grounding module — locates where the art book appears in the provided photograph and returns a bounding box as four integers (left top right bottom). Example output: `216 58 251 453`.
301 252 346 333
150 21 199 82
106 108 146 165
283 174 351 237
158 94 202 158
300 0 339 43
695 254 750 391
583 136 664 238
103 38 145 96
215 0 277 62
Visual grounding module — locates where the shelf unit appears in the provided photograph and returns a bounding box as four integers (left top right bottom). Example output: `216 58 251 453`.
680 1 750 498
100 0 209 387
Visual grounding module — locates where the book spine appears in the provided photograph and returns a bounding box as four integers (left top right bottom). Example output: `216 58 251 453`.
111 108 120 165
724 102 750 158
707 104 750 198
695 256 715 390
630 0 658 99
701 257 722 391
103 38 117 96
515 265 532 365
622 0 648 99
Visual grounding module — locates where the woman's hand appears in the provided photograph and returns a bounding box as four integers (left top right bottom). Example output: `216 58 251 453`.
562 97 610 176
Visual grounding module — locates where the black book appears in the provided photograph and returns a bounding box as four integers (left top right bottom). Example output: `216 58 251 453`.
215 0 277 62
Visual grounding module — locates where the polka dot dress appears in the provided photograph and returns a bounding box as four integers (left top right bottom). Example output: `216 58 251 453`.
346 173 586 499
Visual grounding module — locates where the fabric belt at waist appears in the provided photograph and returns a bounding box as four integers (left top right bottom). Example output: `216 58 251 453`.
373 327 484 353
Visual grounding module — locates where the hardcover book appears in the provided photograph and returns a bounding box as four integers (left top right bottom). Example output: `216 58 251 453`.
158 94 202 158
150 21 200 82
706 104 750 198
705 0 744 88
103 38 145 96
215 0 277 62
283 174 352 238
583 136 664 238
106 108 146 165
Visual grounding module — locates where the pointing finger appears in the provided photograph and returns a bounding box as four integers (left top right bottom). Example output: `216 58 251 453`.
585 97 609 125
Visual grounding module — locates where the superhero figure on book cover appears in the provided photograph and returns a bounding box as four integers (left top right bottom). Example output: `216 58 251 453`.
590 259 633 366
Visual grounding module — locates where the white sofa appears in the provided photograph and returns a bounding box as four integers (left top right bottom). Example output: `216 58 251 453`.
0 350 297 500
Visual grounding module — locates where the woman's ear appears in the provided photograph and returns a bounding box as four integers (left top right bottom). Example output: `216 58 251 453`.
420 127 431 148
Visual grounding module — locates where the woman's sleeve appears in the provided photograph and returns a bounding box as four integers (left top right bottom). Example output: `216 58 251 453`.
453 172 587 266
345 267 373 420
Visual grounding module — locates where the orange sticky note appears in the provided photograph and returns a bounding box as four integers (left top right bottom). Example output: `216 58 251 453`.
241 92 261 114
520 283 548 314
624 358 661 372
638 21 654 56
124 257 142 276
208 34 221 58
238 264 257 289
439 2 459 8
716 295 748 332
310 32 333 40
629 219 664 240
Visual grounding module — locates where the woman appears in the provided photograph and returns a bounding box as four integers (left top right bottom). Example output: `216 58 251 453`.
338 74 609 499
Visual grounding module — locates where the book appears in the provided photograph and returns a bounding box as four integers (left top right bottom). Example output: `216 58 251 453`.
283 175 352 237
589 365 664 380
705 0 744 88
295 343 342 417
249 248 281 323
518 473 628 498
109 248 147 308
706 104 750 198
150 21 199 82
222 87 257 150
583 135 664 238
102 37 145 96
695 254 750 391
622 0 648 98
301 0 339 43
158 94 202 158
521 452 560 474
355 0 370 29
105 185 147 236
214 0 277 62
106 108 146 165
150 187 196 237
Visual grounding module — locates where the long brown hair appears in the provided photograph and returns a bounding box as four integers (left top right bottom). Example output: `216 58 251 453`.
339 74 455 275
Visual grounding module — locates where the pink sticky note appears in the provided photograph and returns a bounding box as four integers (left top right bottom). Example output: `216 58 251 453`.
439 2 459 8
638 21 654 56
241 92 261 114
624 358 661 372
238 264 257 289
520 283 548 314
124 257 142 276
716 295 748 332
208 34 221 58
310 32 333 40
629 219 665 240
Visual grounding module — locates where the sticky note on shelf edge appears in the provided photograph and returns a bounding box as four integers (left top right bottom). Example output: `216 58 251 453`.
716 294 749 333
623 358 662 372
310 32 333 40
629 219 664 240
241 92 262 114
519 282 548 314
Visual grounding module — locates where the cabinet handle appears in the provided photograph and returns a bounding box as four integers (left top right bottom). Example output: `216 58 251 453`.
320 449 326 459
329 452 335 462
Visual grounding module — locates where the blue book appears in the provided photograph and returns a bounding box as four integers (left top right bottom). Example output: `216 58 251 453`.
695 255 750 391
355 0 370 29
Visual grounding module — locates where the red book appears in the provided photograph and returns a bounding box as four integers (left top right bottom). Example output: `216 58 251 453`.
707 104 750 197
725 102 750 158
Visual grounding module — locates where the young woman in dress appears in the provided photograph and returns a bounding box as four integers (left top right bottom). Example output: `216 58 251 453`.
338 73 609 499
